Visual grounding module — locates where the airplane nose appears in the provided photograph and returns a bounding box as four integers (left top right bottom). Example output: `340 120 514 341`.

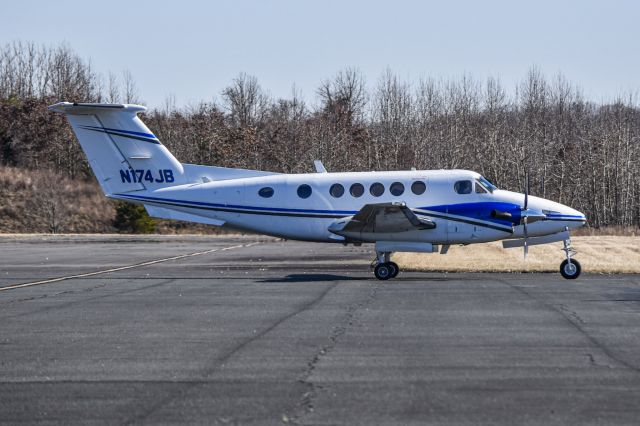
536 198 587 230
556 205 587 229
573 210 587 228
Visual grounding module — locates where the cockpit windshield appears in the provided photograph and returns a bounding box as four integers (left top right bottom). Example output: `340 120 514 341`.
478 176 498 193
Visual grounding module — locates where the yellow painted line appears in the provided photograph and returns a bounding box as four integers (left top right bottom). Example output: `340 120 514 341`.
0 241 261 292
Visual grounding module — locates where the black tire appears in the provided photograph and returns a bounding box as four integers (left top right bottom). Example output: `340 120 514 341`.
387 261 399 278
560 259 581 279
374 263 392 280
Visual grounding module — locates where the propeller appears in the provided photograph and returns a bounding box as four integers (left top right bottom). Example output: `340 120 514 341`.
524 172 529 210
523 172 529 259
490 170 546 259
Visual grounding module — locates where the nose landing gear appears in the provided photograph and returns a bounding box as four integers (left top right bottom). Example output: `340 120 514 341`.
560 231 581 279
372 251 400 280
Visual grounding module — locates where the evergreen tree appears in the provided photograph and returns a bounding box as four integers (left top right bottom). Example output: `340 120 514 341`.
112 202 155 234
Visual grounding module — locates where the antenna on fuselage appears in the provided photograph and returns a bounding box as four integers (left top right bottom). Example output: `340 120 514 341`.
314 160 328 173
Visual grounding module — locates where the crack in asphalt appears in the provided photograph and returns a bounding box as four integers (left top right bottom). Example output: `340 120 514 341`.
0 242 261 292
556 303 586 324
125 280 341 425
289 280 382 425
0 282 110 306
0 278 177 320
498 278 640 373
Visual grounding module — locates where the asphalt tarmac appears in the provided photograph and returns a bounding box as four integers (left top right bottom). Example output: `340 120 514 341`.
1 235 639 425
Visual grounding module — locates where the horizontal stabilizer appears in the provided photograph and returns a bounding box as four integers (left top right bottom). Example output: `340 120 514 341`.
48 102 146 114
502 230 570 248
144 205 225 227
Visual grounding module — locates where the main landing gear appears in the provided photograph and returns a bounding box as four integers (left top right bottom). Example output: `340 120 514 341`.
372 251 399 280
560 231 581 279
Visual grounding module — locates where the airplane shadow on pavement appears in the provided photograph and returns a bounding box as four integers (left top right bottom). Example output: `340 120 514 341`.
259 274 368 283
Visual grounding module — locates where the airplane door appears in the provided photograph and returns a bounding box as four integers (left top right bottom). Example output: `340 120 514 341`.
445 211 464 244
446 179 475 243
233 182 244 219
214 181 243 220
446 216 459 233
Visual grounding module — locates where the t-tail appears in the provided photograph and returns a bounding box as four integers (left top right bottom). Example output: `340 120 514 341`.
48 102 185 196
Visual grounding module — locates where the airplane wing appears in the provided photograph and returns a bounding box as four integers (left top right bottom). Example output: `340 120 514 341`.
329 202 435 238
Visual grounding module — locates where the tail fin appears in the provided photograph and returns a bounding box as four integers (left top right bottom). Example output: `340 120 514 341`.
49 102 185 195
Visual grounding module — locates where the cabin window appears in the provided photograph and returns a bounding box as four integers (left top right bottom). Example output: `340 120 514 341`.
330 183 344 198
350 183 364 197
411 181 426 195
258 187 274 198
370 182 385 197
297 184 312 199
454 180 472 194
390 182 404 196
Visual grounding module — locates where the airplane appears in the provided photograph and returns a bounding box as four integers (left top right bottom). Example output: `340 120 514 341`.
49 102 587 280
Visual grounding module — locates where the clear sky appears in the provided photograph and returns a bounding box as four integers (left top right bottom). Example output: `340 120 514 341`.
1 0 637 108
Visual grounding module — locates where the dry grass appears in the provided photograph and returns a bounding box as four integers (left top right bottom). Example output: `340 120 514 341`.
0 166 237 234
394 236 640 274
0 166 116 233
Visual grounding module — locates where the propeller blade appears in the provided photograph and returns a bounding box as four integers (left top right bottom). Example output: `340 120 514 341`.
524 172 529 210
523 216 529 260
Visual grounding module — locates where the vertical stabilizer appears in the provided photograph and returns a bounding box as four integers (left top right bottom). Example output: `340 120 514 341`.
49 102 185 195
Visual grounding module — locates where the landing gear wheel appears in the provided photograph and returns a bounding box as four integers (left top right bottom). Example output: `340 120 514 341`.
387 261 399 278
374 263 392 280
560 259 581 279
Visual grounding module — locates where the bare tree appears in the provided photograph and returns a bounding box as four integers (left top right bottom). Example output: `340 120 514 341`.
122 69 140 104
107 71 120 103
370 69 413 170
221 73 268 127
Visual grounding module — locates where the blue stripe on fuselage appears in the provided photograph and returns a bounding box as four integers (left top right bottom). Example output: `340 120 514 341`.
418 201 520 227
115 193 523 229
115 193 358 215
545 213 585 219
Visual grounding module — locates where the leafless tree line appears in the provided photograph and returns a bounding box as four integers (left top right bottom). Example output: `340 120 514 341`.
1 42 638 228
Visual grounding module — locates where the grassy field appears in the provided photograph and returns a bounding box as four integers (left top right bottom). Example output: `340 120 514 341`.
394 236 640 274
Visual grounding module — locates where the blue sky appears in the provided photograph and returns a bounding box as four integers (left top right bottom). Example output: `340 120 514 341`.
1 0 637 107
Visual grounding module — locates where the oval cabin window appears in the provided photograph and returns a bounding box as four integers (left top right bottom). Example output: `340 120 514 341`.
411 181 426 195
297 184 312 199
330 183 344 198
350 183 364 197
390 182 404 196
258 187 274 198
370 182 385 197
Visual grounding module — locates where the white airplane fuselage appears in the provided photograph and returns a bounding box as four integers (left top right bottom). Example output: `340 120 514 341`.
115 169 586 245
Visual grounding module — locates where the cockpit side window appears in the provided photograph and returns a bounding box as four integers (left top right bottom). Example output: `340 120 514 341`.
475 181 488 193
454 180 472 194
